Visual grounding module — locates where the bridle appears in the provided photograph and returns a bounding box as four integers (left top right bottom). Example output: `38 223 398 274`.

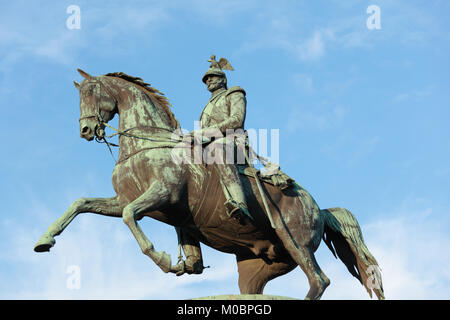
78 77 184 162
78 79 119 159
78 79 114 136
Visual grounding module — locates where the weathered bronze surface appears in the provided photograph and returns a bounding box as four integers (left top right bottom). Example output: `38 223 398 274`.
34 59 384 300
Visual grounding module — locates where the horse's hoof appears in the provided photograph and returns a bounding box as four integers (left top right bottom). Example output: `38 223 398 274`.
171 261 186 276
34 234 55 252
304 279 329 300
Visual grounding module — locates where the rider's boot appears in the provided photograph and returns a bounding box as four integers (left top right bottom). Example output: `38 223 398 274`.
178 228 205 275
216 164 253 221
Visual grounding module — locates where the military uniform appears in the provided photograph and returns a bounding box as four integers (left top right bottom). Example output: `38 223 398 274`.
200 86 246 133
198 59 251 220
174 56 252 276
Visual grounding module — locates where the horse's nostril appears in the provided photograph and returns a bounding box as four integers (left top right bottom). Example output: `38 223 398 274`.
81 126 90 134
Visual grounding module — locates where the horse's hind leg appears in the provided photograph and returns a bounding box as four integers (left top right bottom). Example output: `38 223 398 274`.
34 196 122 252
274 223 330 299
236 257 296 294
237 258 267 294
292 247 330 300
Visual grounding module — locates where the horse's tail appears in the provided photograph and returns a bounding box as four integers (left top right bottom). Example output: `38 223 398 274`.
321 207 385 300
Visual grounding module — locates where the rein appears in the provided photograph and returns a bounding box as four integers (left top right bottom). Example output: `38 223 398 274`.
103 122 182 143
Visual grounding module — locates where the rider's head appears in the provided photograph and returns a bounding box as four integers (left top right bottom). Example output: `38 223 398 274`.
202 55 228 92
203 73 227 92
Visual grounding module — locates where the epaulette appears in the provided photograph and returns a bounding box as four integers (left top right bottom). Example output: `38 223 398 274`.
226 86 246 96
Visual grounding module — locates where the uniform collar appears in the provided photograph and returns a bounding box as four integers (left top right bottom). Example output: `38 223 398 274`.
209 87 227 101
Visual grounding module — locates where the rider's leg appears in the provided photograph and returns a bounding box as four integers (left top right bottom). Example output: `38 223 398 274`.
204 137 252 220
177 227 205 275
216 163 252 220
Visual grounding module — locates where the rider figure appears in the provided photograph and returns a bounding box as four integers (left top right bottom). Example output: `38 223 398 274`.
177 56 252 275
195 55 252 221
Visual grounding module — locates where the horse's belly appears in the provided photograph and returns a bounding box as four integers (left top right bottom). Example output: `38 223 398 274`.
194 186 276 259
197 217 287 262
189 170 281 257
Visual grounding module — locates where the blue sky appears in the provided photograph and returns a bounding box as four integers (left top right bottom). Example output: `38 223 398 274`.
1 0 449 299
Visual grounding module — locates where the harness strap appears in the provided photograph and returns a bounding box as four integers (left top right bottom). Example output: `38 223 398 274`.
116 144 190 164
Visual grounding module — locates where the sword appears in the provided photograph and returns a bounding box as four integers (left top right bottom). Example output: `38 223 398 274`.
242 144 276 229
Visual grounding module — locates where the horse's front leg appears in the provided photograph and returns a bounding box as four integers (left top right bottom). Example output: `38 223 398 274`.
122 180 177 274
34 196 122 252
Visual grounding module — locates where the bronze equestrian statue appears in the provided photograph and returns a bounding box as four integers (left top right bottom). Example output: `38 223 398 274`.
34 57 384 300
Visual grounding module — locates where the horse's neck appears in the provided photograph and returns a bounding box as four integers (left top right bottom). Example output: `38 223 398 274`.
118 85 172 131
115 82 175 157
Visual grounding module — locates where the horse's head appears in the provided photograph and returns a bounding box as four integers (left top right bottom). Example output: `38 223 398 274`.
75 69 117 141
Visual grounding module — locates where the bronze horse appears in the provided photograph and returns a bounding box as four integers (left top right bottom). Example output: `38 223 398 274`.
34 69 384 300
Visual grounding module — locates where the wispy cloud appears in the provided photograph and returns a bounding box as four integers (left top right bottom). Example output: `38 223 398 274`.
286 104 349 133
1 175 449 300
294 30 327 61
1 210 239 299
1 0 449 301
0 2 175 69
347 136 380 167
267 205 450 299
0 179 241 300
235 1 448 64
359 208 450 299
394 84 435 103
33 32 83 65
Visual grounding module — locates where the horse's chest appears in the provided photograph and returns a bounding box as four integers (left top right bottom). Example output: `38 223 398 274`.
111 154 154 203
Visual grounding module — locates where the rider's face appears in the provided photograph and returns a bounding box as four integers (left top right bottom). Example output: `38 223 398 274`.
205 75 225 92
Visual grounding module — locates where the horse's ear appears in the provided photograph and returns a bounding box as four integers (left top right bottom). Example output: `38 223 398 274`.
77 68 91 80
73 81 80 90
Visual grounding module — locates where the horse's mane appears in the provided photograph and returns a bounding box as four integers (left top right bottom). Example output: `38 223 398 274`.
104 72 180 129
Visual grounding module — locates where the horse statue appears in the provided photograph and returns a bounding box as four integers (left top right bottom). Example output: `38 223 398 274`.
34 69 384 300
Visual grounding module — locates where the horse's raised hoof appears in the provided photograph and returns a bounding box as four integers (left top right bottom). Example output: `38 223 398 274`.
171 261 186 276
34 234 55 252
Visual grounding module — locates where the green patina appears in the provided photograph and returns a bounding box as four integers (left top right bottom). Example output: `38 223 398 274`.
33 62 385 300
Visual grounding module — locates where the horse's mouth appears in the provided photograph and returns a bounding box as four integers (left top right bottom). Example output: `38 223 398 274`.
95 126 105 140
81 133 95 141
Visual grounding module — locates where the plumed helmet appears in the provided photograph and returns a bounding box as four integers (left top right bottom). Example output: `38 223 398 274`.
202 55 234 83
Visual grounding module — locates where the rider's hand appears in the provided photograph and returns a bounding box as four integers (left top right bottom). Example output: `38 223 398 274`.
190 129 211 144
190 127 223 143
